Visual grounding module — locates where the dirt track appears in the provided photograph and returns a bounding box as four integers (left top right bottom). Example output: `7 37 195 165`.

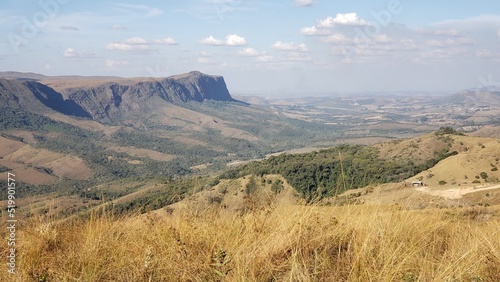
415 184 500 199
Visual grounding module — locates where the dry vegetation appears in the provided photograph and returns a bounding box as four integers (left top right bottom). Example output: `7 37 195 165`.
2 201 499 281
0 135 92 185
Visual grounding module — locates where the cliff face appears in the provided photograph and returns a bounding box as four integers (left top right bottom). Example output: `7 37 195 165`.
0 78 90 118
0 71 236 122
61 71 236 122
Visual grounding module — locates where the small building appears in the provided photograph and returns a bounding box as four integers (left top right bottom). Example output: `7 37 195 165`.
411 180 424 187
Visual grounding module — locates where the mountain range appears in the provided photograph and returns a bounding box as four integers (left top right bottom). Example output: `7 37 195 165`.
0 71 237 123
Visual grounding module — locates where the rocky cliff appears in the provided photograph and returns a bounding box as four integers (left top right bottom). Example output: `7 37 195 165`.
0 78 90 118
0 71 237 123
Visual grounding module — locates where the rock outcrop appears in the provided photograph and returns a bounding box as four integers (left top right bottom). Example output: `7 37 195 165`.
0 71 237 123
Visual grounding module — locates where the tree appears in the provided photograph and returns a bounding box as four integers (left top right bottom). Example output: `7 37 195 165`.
480 172 488 180
245 176 258 194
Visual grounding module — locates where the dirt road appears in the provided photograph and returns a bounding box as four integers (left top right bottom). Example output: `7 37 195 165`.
415 184 500 199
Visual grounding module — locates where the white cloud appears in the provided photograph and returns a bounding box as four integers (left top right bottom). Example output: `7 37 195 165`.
419 48 466 60
106 42 152 52
497 28 500 38
425 37 475 47
106 36 177 52
226 34 247 46
113 3 163 18
44 63 53 70
200 34 247 46
111 24 126 30
476 50 493 58
295 0 315 7
198 51 212 57
321 33 351 44
63 48 77 57
398 39 418 50
373 34 392 43
197 57 212 64
124 37 148 45
415 28 460 36
301 26 331 36
153 37 178 45
317 13 370 28
105 59 129 68
257 55 274 63
63 47 99 58
238 47 259 56
200 35 225 46
273 41 309 52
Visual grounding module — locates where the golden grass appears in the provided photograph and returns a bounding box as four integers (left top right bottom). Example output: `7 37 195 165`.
1 204 499 281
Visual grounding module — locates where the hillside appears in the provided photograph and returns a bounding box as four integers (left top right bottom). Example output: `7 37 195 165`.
0 71 237 123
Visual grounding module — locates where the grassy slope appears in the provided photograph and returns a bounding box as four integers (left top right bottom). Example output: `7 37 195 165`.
0 135 92 185
2 203 499 281
411 134 500 186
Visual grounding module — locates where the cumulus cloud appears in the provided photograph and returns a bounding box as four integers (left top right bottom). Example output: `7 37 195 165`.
295 0 315 7
105 59 129 68
200 35 225 46
63 48 77 57
373 34 392 43
106 36 177 52
152 37 178 45
418 48 466 60
124 37 148 45
200 34 247 46
415 28 460 36
398 39 418 50
238 47 259 56
63 47 99 58
476 50 493 58
106 42 152 52
317 13 370 27
301 26 332 36
111 24 126 30
226 34 247 46
197 57 213 64
113 3 163 17
273 41 309 52
425 37 475 47
257 55 274 63
198 51 212 58
321 33 351 44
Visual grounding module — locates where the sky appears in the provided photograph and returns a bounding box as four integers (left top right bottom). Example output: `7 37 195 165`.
1 0 500 96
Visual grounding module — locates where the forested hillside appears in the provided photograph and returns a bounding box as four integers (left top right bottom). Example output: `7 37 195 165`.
218 132 459 202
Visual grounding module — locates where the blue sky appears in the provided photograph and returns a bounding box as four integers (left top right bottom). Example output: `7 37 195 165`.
1 0 500 96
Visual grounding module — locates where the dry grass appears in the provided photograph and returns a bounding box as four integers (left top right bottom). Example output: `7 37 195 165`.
1 203 499 282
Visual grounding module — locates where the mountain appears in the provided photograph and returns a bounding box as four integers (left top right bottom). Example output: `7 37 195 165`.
0 78 90 117
0 71 238 122
444 89 500 107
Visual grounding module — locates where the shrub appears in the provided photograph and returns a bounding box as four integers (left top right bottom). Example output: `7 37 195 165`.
480 172 488 180
438 180 447 185
271 179 283 194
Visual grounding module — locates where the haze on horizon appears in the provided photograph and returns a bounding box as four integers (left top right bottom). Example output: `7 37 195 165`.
1 0 500 96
